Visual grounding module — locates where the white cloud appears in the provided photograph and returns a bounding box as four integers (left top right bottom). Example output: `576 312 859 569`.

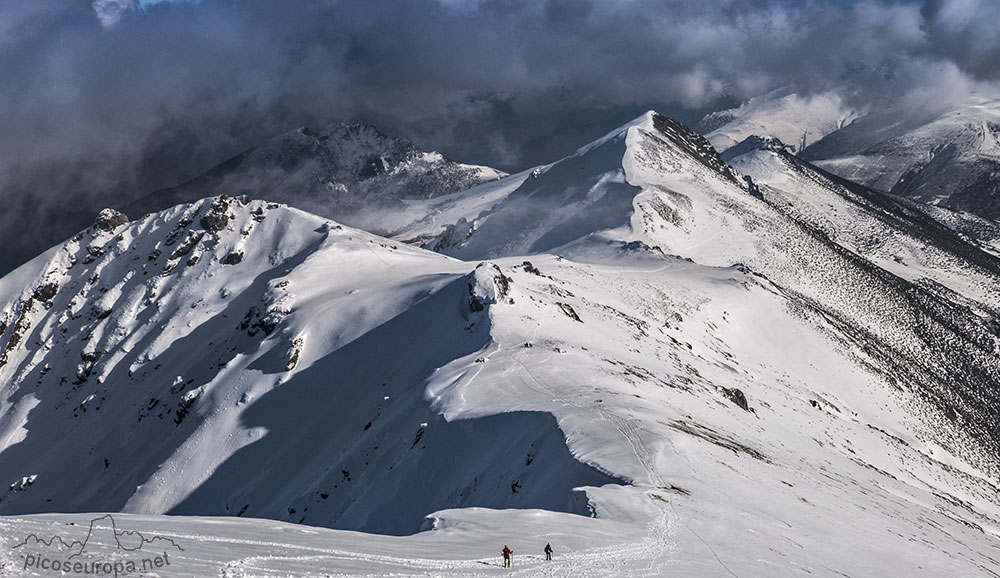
93 0 137 28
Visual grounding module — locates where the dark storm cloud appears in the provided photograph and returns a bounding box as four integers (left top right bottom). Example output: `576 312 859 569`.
922 0 1000 80
0 0 998 273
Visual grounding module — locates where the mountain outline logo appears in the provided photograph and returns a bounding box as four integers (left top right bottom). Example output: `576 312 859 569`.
10 514 183 575
12 513 184 559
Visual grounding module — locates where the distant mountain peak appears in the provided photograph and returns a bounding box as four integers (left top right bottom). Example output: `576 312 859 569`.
719 135 795 163
121 121 506 238
735 92 1000 220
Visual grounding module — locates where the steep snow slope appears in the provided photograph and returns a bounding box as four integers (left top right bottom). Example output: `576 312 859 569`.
122 123 505 237
426 116 648 260
3 114 1000 577
699 89 863 156
800 95 1000 220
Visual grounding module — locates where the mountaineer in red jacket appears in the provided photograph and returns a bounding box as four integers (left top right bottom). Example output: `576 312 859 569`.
501 545 513 567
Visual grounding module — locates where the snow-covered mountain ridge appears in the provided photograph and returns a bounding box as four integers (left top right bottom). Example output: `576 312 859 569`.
2 112 1000 577
0 196 623 536
440 110 1000 466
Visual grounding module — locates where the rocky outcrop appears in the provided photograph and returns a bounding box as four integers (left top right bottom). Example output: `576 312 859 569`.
93 209 129 233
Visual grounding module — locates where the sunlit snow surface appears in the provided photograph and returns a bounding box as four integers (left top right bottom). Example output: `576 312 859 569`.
2 113 1000 577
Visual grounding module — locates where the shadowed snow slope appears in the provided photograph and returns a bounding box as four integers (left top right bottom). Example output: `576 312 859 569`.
2 113 1000 577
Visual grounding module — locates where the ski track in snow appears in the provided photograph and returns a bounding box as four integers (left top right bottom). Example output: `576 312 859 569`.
208 506 676 578
598 411 664 488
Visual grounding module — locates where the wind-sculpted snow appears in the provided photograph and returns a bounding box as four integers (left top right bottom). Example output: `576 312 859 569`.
431 112 745 262
438 128 641 260
2 113 1000 577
